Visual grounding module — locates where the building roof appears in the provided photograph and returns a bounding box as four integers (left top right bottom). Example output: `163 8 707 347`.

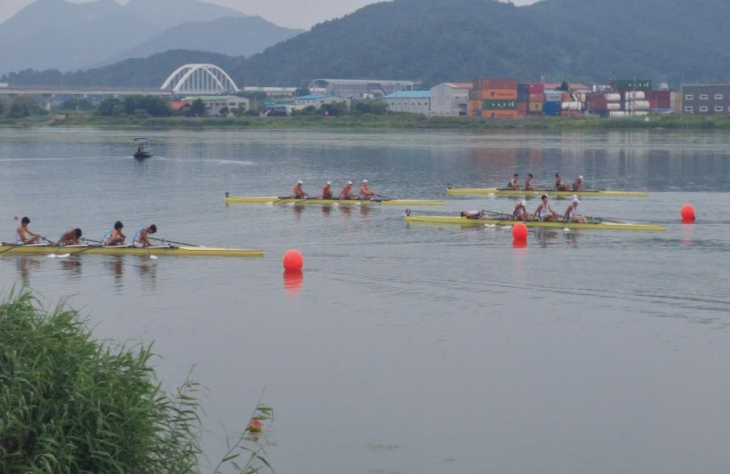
296 94 334 100
182 95 244 101
386 91 431 99
444 82 473 89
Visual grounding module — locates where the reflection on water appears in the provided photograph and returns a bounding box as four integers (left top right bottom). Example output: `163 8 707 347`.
15 257 41 287
58 258 82 279
105 256 124 290
135 258 158 290
283 270 304 298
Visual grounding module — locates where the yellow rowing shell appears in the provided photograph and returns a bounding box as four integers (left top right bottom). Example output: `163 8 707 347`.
0 244 264 258
225 196 443 206
447 188 649 198
405 216 665 232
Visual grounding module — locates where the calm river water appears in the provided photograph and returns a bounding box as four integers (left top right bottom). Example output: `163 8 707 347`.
1 128 729 474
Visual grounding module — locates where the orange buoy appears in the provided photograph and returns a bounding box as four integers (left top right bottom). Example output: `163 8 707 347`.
512 222 528 241
283 249 304 271
680 204 695 223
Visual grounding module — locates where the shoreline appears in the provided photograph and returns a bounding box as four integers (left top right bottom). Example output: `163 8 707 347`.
3 113 730 131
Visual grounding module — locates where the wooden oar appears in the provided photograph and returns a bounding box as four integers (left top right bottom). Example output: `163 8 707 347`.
0 242 24 256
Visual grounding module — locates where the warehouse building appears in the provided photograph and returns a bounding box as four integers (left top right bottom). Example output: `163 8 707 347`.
430 83 472 116
385 91 431 114
309 79 415 99
182 95 249 116
293 94 348 111
682 85 730 114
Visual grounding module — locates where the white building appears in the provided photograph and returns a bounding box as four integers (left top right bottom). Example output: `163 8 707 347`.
385 91 431 114
430 82 472 116
293 94 348 111
182 95 249 116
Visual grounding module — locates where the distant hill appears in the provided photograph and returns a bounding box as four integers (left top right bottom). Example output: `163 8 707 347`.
105 17 303 66
5 0 730 87
0 0 297 75
124 0 246 31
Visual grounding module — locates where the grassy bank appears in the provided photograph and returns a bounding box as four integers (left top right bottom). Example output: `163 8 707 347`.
0 291 271 474
4 112 730 131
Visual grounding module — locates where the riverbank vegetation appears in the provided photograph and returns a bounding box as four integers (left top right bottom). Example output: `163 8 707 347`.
0 291 272 474
3 94 730 131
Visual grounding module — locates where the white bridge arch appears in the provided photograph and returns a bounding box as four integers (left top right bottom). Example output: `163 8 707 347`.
161 64 240 94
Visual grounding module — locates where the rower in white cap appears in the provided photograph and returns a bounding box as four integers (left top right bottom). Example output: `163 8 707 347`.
319 181 333 199
292 180 308 199
358 179 375 200
572 175 584 192
564 195 587 223
338 181 355 200
512 199 530 221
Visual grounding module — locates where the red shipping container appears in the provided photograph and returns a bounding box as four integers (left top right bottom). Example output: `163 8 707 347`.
473 78 518 90
516 111 528 118
478 89 518 100
529 111 544 117
517 102 528 112
528 83 545 94
529 93 545 103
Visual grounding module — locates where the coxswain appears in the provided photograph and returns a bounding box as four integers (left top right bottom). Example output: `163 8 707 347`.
524 174 535 191
319 181 333 199
508 173 521 190
292 180 308 199
133 225 157 248
533 194 559 222
564 196 587 223
554 173 570 191
513 200 530 221
56 228 82 246
358 179 375 200
16 217 42 244
572 175 584 191
105 221 126 246
338 181 355 200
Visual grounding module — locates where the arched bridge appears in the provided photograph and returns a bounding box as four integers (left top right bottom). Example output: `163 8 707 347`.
161 64 240 95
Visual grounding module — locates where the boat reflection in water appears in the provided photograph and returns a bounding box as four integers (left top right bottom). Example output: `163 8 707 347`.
135 257 158 290
105 256 125 291
15 257 42 286
58 258 82 279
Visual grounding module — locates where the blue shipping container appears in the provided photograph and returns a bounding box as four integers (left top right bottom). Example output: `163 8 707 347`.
544 102 561 116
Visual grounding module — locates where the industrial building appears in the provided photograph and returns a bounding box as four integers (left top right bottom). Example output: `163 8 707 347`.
681 85 730 114
385 91 431 114
309 79 415 100
182 95 249 116
293 94 348 111
429 83 472 116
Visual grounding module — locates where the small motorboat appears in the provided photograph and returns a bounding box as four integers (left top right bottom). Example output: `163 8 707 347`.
133 137 153 160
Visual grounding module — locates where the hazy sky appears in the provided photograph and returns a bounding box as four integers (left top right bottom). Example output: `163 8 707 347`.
0 0 536 29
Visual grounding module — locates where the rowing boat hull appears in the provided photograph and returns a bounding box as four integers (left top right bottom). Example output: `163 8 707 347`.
0 245 264 258
225 196 443 206
405 216 665 232
447 188 649 198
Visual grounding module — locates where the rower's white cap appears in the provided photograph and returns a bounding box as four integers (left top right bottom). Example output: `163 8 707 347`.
347 180 353 185
521 200 527 206
578 175 584 180
572 195 580 203
326 181 331 185
363 179 368 183
297 180 303 184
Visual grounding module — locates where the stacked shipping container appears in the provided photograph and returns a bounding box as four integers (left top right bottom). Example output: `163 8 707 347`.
470 78 518 117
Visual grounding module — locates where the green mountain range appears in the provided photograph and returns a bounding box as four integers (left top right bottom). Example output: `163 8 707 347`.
4 0 730 87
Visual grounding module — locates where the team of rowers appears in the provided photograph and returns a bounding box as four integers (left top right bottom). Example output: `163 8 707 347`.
462 194 588 223
15 217 159 247
291 179 377 200
507 173 585 192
